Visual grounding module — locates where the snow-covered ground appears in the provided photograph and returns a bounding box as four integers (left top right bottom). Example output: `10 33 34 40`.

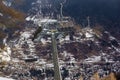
0 77 14 80
0 37 11 62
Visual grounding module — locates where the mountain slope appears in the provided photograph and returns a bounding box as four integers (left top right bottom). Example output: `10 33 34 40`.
0 0 25 48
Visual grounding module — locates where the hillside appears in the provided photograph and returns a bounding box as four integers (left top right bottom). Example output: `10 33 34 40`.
0 0 120 80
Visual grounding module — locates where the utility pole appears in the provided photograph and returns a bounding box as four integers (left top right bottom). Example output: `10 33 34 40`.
51 32 62 80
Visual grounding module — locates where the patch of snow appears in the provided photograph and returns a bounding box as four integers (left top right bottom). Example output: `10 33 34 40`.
43 28 48 31
0 13 3 16
26 16 31 21
40 19 57 23
74 36 80 41
62 51 68 57
0 77 14 80
37 59 46 64
46 64 54 68
65 35 70 41
59 38 64 43
35 18 58 26
85 32 93 38
69 57 76 63
57 34 63 39
112 45 120 52
26 16 36 21
36 0 42 4
0 37 11 62
109 36 116 40
11 58 20 62
7 46 11 55
41 38 47 44
20 31 31 39
65 77 71 80
104 31 109 34
0 52 11 62
31 16 36 21
2 1 12 7
102 53 106 56
84 56 101 63
3 36 8 46
46 31 51 35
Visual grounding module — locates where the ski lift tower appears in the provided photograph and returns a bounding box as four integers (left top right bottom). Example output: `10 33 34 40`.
60 3 63 19
33 18 75 80
32 19 61 80
87 16 90 27
60 0 67 20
